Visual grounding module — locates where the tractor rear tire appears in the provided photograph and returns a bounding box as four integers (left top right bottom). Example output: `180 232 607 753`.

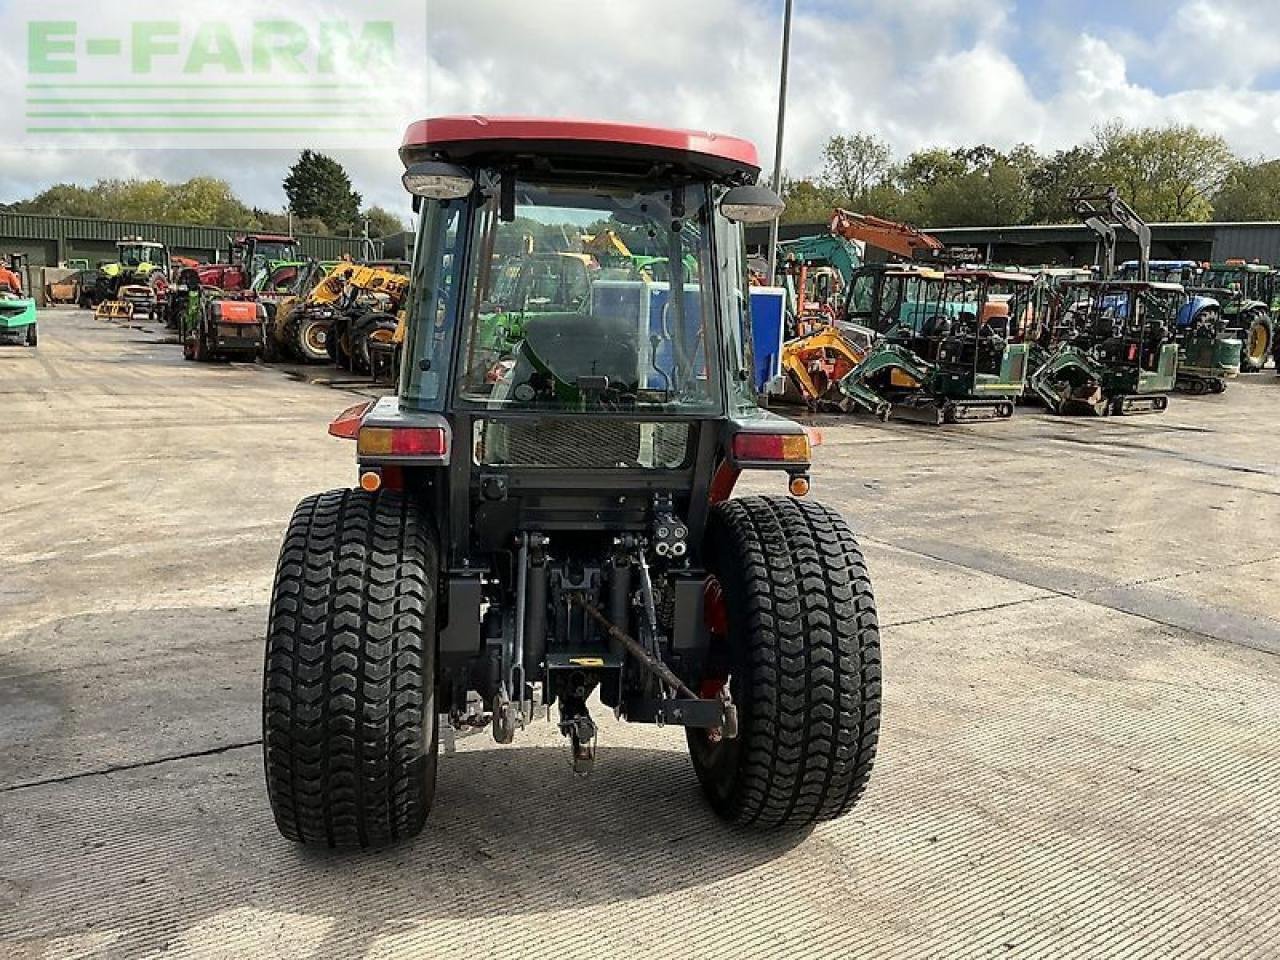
263 489 439 849
687 496 881 828
1240 310 1272 373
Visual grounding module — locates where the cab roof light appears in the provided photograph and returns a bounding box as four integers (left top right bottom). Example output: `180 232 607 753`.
732 432 811 463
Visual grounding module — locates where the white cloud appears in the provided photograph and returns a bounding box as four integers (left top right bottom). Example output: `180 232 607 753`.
1 0 1278 213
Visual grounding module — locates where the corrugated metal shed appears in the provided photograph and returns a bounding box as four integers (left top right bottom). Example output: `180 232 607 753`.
1207 224 1280 265
0 212 365 265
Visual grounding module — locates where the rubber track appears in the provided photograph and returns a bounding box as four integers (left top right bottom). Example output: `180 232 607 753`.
262 489 437 848
707 496 881 826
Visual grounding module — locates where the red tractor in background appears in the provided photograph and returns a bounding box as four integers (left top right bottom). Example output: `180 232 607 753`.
195 234 301 293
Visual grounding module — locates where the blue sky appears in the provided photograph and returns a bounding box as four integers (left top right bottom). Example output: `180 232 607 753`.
0 0 1278 212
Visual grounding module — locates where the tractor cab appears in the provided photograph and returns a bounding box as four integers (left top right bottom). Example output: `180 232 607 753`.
261 116 882 849
234 234 301 286
115 240 169 274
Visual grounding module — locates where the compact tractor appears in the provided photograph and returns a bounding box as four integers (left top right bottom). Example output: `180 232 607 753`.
261 116 882 848
1115 259 1239 394
1186 261 1275 373
834 265 1034 423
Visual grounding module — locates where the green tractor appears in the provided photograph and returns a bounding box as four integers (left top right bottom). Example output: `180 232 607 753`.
836 266 1034 423
1188 260 1275 372
84 238 171 309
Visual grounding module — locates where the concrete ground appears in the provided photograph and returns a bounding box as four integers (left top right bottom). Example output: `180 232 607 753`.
2 308 1278 960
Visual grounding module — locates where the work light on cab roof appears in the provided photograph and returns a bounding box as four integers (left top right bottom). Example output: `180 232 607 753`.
260 115 882 851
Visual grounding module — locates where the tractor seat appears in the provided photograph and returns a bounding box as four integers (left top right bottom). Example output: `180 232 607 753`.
516 311 640 397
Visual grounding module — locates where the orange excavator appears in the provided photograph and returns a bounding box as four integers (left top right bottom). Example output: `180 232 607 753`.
775 210 952 409
828 209 946 261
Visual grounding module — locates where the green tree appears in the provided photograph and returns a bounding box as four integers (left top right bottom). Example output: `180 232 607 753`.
163 176 255 226
818 133 893 207
778 176 840 224
14 183 105 218
1025 146 1100 223
895 146 1032 227
15 176 256 227
364 205 408 238
1092 121 1237 221
283 150 363 232
1212 160 1280 221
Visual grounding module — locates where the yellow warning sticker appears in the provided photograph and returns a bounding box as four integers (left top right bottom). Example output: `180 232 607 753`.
569 657 606 667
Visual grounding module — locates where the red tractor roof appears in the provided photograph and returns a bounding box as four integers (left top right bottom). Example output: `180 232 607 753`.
401 115 761 181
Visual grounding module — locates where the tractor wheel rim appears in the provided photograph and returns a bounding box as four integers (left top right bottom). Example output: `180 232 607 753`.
304 324 327 352
1248 324 1267 361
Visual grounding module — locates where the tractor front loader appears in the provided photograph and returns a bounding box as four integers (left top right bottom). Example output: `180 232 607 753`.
327 262 412 374
261 116 882 849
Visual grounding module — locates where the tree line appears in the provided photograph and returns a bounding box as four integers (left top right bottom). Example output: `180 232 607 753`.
4 150 408 239
781 120 1280 227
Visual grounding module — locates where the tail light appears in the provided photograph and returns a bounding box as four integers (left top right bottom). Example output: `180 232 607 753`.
357 426 448 458
732 432 810 464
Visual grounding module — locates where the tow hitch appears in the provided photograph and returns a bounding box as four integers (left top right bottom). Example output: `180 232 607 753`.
549 596 740 773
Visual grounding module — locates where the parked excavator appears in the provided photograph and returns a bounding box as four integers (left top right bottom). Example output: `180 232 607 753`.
835 265 1033 423
1114 259 1238 392
774 233 863 331
772 209 958 410
1026 187 1182 414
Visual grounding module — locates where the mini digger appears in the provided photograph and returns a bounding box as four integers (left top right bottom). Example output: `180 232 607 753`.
261 116 882 849
1115 260 1239 394
1026 187 1179 415
1029 279 1180 414
834 265 1034 423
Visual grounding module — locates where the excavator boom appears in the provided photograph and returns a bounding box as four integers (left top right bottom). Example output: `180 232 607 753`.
829 208 946 260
